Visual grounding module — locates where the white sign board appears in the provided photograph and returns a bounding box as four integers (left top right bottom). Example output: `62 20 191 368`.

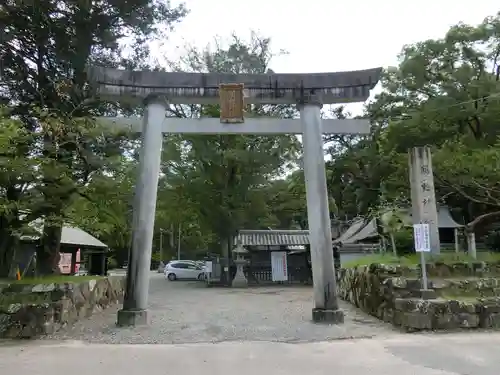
271 251 288 281
413 223 431 252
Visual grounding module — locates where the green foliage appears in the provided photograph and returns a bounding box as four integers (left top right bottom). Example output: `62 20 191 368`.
150 252 162 263
4 4 500 275
392 229 415 256
0 275 104 286
484 230 500 253
325 12 500 235
66 155 137 263
158 33 301 253
342 254 416 268
343 252 500 268
0 0 187 276
107 256 118 270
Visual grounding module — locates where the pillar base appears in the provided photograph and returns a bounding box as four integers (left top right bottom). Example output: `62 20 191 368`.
231 276 248 288
116 308 150 327
231 262 248 288
312 308 344 324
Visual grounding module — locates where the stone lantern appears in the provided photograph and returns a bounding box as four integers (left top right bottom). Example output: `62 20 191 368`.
231 243 249 288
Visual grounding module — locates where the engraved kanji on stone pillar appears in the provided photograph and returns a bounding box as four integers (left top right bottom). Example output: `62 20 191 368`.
409 146 441 254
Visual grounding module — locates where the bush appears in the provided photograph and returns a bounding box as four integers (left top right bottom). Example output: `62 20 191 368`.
393 228 415 256
151 252 161 262
107 256 118 269
484 229 500 253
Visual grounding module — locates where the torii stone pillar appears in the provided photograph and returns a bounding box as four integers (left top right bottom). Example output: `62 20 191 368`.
299 96 341 321
116 97 166 326
88 66 382 325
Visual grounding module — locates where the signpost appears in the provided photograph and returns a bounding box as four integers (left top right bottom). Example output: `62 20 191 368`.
413 223 430 290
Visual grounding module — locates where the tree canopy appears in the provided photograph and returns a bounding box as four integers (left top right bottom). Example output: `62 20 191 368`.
2 6 500 277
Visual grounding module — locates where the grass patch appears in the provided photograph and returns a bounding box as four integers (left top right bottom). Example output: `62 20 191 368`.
0 293 51 306
342 252 500 269
343 254 416 268
438 294 481 303
0 275 104 285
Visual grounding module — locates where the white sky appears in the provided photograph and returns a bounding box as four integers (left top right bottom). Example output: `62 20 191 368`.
153 0 499 114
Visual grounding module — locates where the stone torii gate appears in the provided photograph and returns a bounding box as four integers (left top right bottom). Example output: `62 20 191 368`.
88 66 382 325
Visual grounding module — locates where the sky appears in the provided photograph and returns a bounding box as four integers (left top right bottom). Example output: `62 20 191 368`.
152 0 499 115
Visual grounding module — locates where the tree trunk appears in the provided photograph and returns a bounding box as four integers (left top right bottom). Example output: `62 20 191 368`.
0 187 22 278
454 228 460 253
380 235 387 254
390 233 397 256
36 221 63 276
466 210 500 232
464 210 500 260
0 213 20 279
0 227 17 279
466 232 477 259
375 217 385 254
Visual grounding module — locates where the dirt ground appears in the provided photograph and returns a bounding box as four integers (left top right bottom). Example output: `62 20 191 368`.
41 272 397 344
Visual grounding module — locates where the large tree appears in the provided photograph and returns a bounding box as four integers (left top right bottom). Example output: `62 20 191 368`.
321 12 500 247
159 33 300 260
0 0 188 275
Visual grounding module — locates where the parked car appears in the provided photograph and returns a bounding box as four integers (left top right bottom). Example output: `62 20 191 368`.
164 260 206 281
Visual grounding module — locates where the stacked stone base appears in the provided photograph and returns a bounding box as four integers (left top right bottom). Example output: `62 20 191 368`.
337 262 500 331
0 277 125 338
392 297 500 331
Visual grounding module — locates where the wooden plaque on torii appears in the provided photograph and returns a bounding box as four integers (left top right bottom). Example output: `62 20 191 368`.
219 83 245 123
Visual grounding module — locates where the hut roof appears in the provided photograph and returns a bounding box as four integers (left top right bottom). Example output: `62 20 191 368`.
339 205 463 244
21 219 108 248
342 219 378 244
333 219 366 244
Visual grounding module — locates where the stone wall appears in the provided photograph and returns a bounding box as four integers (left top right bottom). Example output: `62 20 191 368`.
337 263 500 331
393 297 500 331
0 276 125 338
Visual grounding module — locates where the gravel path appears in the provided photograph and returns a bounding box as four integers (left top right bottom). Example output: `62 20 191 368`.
42 273 397 344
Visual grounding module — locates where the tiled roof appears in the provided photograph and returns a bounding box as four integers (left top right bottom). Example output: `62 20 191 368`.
235 230 310 246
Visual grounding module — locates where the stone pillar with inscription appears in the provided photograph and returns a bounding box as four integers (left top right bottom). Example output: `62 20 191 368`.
408 147 441 255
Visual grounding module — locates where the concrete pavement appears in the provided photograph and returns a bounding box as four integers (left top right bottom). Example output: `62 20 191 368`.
1 332 500 374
